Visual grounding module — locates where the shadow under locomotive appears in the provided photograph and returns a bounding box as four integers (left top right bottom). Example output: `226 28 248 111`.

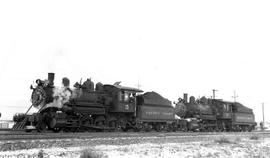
12 73 256 133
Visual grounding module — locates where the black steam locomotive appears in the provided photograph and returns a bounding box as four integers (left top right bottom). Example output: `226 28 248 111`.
12 73 256 132
174 94 256 132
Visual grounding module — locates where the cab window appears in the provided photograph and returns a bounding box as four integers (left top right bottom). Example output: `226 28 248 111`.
118 91 130 102
223 103 231 112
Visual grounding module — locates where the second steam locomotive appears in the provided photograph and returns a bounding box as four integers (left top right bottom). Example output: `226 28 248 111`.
13 73 256 132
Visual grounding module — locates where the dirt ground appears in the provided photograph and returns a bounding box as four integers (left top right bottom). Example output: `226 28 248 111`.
0 132 270 158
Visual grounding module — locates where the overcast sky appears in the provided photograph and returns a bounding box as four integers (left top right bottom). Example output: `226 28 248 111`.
0 1 269 122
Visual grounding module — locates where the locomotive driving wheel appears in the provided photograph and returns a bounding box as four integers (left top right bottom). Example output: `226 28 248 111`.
49 117 62 133
109 121 121 132
94 116 105 131
36 114 46 132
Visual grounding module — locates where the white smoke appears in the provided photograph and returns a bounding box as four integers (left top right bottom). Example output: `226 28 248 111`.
42 87 72 110
71 88 82 99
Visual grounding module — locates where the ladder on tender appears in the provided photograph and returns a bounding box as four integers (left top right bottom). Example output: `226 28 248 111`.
12 117 28 130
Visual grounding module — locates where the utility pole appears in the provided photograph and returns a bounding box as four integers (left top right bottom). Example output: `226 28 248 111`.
232 90 238 102
137 79 141 90
212 89 218 99
262 103 265 127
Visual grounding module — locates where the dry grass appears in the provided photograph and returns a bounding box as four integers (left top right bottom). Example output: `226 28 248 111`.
80 148 108 158
235 137 241 142
37 149 45 158
249 135 259 140
215 137 232 144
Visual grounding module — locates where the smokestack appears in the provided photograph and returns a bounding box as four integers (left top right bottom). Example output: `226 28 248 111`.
48 73 55 85
183 93 188 103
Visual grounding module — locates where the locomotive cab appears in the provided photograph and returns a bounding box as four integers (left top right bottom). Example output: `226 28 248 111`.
103 84 143 113
213 100 233 119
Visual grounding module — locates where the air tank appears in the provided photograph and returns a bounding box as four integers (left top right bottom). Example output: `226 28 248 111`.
200 96 207 105
82 78 94 91
95 82 104 91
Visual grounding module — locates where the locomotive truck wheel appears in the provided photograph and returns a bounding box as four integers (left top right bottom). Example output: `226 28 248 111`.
108 121 117 132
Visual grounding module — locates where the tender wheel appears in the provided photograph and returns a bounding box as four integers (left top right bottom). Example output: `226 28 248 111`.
133 123 143 132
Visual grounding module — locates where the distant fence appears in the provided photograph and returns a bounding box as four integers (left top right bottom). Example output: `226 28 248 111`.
0 120 14 129
0 123 9 129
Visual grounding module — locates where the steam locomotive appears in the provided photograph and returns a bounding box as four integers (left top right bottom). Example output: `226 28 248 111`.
12 73 256 132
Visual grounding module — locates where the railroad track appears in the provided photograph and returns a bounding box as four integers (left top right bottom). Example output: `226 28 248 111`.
0 130 269 141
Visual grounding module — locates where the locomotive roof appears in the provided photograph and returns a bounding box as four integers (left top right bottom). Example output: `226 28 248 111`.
215 99 253 112
103 84 143 92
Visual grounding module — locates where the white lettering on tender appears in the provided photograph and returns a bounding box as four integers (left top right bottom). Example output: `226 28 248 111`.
236 115 254 121
145 111 173 116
